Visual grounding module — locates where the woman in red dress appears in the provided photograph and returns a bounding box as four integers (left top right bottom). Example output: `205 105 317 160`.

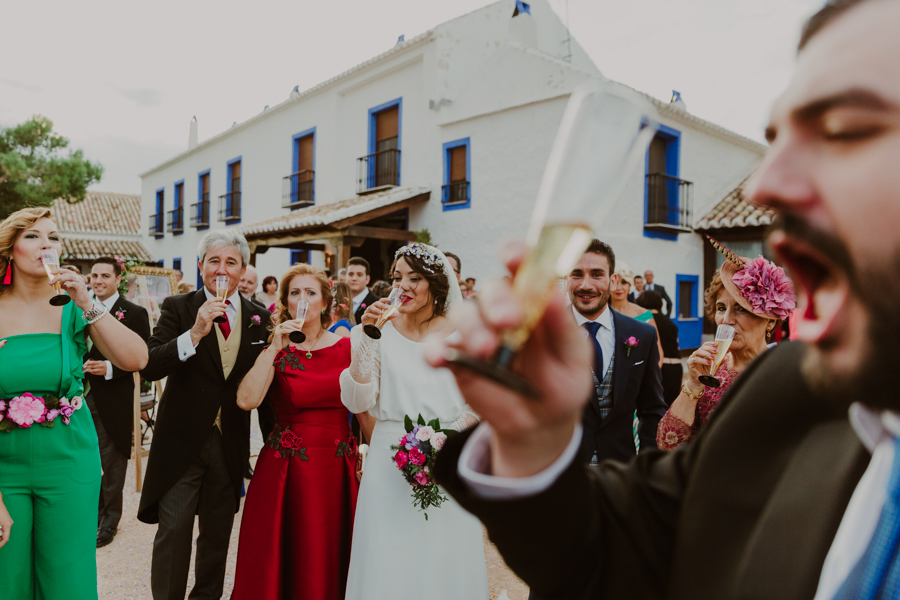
232 264 359 600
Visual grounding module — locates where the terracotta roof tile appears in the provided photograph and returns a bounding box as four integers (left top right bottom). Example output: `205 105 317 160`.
695 177 776 230
61 238 154 262
52 191 142 235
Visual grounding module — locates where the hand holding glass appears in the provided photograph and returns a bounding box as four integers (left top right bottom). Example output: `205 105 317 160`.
698 325 736 388
289 300 309 343
42 249 71 306
363 287 403 339
213 276 229 323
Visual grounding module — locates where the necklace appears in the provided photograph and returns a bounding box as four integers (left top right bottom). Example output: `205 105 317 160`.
298 329 325 359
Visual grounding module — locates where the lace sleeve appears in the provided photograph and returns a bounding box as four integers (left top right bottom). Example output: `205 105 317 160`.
340 325 381 414
451 404 481 431
656 408 694 451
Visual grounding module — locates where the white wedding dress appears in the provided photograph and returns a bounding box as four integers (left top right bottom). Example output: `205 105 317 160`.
340 322 489 600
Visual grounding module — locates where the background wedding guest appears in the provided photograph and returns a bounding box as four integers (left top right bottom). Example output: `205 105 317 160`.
370 279 392 299
643 269 672 316
83 256 151 548
635 290 681 405
233 264 359 600
257 275 278 308
338 267 348 283
611 263 664 368
347 257 377 324
173 269 183 283
138 230 271 600
444 251 462 284
657 251 794 450
177 281 194 294
628 274 645 302
330 281 356 338
340 243 488 600
239 264 266 309
0 207 147 599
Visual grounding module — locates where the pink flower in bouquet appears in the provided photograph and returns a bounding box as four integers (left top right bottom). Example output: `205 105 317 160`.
431 431 448 451
394 450 409 468
0 399 7 411
59 404 75 424
280 429 302 450
70 396 83 410
415 426 435 442
45 409 60 422
408 447 426 466
7 393 46 427
414 470 429 486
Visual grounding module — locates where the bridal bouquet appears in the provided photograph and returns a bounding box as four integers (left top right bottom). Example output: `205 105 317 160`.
391 414 454 520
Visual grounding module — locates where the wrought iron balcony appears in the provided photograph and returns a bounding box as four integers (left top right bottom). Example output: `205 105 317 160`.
191 194 210 228
148 213 164 237
282 170 315 208
357 148 400 193
219 191 241 222
167 207 184 233
645 173 693 234
441 181 470 206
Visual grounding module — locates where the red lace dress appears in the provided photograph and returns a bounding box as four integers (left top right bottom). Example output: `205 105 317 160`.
232 337 359 600
656 353 738 451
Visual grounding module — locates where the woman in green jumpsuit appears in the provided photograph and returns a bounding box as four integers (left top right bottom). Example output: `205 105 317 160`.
0 207 149 599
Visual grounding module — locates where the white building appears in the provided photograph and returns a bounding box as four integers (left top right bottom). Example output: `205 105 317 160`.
140 0 765 349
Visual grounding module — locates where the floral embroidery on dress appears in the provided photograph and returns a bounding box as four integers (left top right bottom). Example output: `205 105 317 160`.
334 434 357 458
275 349 304 373
266 424 309 461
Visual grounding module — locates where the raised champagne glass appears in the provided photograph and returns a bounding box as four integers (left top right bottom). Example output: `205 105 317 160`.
363 287 403 340
698 324 736 388
445 82 658 397
41 249 71 306
289 299 309 343
213 275 229 324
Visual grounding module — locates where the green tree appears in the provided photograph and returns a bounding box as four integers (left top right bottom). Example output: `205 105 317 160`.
0 115 103 219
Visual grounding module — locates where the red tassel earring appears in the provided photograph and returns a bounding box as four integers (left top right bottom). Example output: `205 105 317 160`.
2 260 12 285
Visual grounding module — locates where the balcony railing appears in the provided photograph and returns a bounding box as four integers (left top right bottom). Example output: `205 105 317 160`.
191 194 210 228
167 206 184 233
441 181 469 206
282 170 315 208
219 191 242 222
645 173 693 234
357 148 400 193
148 213 164 237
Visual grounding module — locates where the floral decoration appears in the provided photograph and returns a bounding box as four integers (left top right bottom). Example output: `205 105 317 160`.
0 392 84 432
335 435 357 458
389 413 456 520
249 315 262 328
394 243 443 274
275 349 304 373
266 424 308 461
730 256 797 319
115 310 126 321
624 336 639 357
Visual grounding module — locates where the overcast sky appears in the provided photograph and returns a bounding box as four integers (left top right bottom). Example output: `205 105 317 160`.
0 0 822 195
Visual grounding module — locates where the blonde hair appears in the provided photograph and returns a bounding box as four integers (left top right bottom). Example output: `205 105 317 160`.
331 281 356 325
269 264 334 342
0 207 54 295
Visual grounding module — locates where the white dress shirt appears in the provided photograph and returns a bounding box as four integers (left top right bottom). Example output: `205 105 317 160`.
351 289 369 315
97 291 120 380
176 288 240 362
457 400 900 597
571 304 614 376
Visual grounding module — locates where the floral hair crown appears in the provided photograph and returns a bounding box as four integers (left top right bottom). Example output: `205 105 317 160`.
394 243 443 274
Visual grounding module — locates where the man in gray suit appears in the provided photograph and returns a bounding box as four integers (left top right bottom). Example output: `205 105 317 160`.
643 270 672 316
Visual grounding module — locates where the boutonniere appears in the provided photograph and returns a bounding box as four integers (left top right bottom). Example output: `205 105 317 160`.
115 310 126 321
624 336 639 357
361 303 367 310
249 315 262 328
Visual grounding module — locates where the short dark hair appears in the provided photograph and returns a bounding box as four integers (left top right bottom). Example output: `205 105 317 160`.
585 239 615 275
92 256 122 277
347 256 370 276
635 290 663 312
799 0 870 50
261 275 277 290
444 252 461 274
634 275 643 281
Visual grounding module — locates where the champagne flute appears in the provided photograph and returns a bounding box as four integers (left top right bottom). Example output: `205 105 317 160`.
363 287 403 340
41 249 71 306
289 299 309 343
213 276 229 324
698 325 736 388
445 82 658 397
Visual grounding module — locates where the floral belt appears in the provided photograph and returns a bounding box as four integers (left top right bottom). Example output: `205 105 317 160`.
265 423 357 461
0 392 84 432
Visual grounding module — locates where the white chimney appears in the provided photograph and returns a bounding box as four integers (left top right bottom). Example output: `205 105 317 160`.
188 116 198 150
509 3 538 48
669 91 687 111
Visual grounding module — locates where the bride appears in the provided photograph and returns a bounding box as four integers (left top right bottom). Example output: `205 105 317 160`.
340 243 488 599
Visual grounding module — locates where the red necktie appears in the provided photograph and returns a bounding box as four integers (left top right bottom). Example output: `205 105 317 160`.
218 300 231 339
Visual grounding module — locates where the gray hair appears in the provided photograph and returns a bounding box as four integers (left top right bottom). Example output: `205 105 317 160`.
338 268 347 276
198 229 251 267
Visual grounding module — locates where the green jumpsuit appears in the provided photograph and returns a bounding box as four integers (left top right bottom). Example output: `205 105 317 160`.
0 302 101 599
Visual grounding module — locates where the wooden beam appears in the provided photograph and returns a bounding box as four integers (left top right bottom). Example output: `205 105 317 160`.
345 226 417 241
329 192 430 230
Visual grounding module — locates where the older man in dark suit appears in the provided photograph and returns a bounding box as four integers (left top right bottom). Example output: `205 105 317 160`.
83 256 151 548
139 230 271 600
643 270 672 317
427 1 900 597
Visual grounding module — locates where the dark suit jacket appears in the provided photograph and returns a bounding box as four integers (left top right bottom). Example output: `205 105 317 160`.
138 290 271 524
85 296 151 457
647 283 673 317
435 342 870 599
353 290 379 324
581 309 667 463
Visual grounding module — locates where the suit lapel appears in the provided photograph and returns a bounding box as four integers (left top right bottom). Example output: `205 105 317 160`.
611 309 632 411
191 290 224 378
229 296 254 382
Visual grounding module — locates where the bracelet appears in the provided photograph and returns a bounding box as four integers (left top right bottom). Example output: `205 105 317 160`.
681 382 705 401
82 302 108 325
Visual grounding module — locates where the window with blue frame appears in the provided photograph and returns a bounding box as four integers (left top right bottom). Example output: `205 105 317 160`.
644 124 693 240
193 170 210 229
675 274 702 349
285 129 315 209
172 258 181 273
359 98 401 192
169 181 184 234
151 188 164 237
442 138 471 211
220 157 241 223
290 250 309 265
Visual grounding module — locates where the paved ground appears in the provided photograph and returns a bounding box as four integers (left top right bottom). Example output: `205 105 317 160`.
97 410 528 599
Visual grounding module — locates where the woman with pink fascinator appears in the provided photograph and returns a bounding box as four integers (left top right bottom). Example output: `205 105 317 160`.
657 237 796 451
